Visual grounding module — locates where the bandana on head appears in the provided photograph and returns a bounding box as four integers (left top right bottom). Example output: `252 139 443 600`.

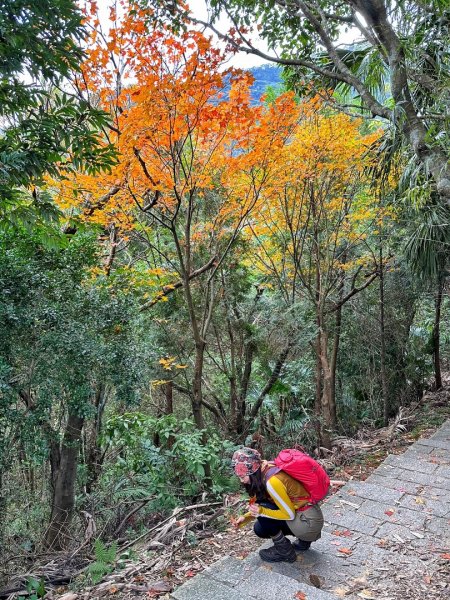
231 447 261 478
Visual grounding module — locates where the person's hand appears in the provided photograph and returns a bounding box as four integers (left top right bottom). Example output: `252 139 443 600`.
248 502 260 517
233 515 247 528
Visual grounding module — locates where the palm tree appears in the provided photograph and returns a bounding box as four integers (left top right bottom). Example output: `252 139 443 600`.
404 203 450 389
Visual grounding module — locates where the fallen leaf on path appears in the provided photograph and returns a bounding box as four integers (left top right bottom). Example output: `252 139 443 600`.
415 497 425 505
334 587 349 597
357 591 377 599
332 529 352 537
184 571 196 577
338 547 353 555
440 553 450 560
384 509 395 517
294 592 306 600
423 575 432 584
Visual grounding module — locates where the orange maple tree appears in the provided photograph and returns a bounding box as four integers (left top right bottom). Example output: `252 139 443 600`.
53 1 299 433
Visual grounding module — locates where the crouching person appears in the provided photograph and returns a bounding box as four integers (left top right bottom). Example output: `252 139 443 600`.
232 447 324 563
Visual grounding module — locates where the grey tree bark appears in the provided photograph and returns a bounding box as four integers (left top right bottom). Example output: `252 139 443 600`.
45 413 84 550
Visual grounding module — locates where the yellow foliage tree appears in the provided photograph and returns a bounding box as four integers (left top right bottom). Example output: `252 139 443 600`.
245 102 390 446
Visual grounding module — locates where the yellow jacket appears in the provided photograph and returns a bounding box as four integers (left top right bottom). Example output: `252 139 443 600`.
259 471 310 520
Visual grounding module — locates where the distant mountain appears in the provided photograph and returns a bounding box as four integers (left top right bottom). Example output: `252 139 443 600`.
219 64 283 106
248 64 283 104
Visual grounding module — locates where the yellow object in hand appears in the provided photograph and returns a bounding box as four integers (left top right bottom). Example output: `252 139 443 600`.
233 512 254 528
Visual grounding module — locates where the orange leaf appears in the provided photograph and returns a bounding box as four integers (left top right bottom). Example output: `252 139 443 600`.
384 509 394 517
338 547 353 555
332 529 352 537
294 592 307 600
440 553 450 560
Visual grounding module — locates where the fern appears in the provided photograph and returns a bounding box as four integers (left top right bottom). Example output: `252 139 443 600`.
94 539 118 563
87 540 118 584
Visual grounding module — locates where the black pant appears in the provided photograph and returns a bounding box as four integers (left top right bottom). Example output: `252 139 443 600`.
253 501 292 539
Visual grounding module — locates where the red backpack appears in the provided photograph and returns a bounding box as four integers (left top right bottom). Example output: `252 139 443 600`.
266 449 330 506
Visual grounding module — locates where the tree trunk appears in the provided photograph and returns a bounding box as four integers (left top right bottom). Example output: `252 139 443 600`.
165 381 175 449
165 380 174 415
0 469 5 552
45 413 84 550
227 315 238 431
236 338 255 436
192 340 211 480
230 376 238 430
192 341 206 431
379 246 389 425
329 302 342 427
432 275 444 390
314 347 323 442
86 384 106 494
317 324 333 450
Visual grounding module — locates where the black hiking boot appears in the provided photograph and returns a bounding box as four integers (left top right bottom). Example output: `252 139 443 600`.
259 535 297 563
293 538 311 552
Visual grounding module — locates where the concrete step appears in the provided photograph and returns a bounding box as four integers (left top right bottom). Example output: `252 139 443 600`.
171 555 339 600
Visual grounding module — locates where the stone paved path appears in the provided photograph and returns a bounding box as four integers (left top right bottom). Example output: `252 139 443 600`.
171 420 450 600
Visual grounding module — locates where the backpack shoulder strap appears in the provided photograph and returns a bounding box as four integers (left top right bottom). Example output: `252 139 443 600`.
264 465 280 483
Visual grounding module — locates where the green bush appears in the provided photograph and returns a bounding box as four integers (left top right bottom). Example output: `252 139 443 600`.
100 412 237 510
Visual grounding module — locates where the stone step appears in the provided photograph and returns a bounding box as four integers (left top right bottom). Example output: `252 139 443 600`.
253 532 433 594
171 555 339 600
